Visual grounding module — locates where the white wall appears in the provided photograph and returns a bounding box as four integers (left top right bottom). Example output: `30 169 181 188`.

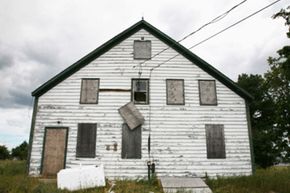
29 29 252 178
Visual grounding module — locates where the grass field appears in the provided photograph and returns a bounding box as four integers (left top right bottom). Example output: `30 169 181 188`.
0 160 289 193
206 166 290 193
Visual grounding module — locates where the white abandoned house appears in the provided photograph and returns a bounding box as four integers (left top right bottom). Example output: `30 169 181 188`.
28 20 254 178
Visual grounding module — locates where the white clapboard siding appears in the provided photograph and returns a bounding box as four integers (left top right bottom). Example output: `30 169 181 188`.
29 29 252 178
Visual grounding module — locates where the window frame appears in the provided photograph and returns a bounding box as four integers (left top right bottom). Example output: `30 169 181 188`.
166 79 185 105
133 40 152 60
198 80 218 106
80 78 100 104
131 79 149 105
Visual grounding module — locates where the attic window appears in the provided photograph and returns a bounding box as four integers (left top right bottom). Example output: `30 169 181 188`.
134 40 151 59
198 80 217 105
80 79 99 104
132 79 149 104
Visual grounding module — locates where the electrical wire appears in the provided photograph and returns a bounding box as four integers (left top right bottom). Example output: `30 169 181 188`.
133 0 248 70
150 0 283 72
145 0 282 163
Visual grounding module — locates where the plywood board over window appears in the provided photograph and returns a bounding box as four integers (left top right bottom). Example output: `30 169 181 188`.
76 123 97 158
166 79 185 105
199 80 217 105
121 123 141 159
80 79 99 104
134 40 151 59
206 124 226 159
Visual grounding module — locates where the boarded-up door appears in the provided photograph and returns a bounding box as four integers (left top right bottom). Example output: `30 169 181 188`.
121 123 141 159
42 128 68 176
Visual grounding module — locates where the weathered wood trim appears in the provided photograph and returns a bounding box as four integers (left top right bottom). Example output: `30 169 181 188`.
40 127 69 175
79 78 100 104
27 97 38 174
166 79 185 105
198 80 218 106
99 88 131 92
246 102 255 174
131 79 150 105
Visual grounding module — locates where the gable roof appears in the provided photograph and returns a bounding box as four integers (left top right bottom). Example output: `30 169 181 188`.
32 20 252 101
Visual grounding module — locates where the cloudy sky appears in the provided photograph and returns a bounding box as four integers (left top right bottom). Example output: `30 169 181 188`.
0 0 289 149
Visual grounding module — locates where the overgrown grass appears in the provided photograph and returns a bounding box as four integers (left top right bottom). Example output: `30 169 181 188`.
1 161 290 193
0 160 163 193
206 166 290 193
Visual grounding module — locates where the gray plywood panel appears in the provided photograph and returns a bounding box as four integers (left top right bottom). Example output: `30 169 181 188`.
199 80 217 105
206 124 225 159
134 40 151 59
76 123 97 157
167 79 184 105
80 79 99 104
118 102 145 130
121 123 141 159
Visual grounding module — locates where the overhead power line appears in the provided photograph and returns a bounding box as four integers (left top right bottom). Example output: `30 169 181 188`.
150 0 282 72
133 0 248 69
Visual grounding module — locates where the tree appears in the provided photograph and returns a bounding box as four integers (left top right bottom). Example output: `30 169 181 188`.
265 6 290 163
0 145 10 160
237 74 278 167
237 6 290 167
11 141 28 160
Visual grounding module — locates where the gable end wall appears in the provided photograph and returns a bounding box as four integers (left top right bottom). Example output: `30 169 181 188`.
29 29 252 178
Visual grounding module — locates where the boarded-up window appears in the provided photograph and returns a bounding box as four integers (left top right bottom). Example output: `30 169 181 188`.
206 124 226 159
118 102 145 130
132 79 149 104
76 123 97 157
134 40 151 59
80 79 99 104
199 80 217 105
121 123 141 159
166 79 185 105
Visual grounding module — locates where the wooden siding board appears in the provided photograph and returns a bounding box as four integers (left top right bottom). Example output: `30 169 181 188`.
29 29 252 178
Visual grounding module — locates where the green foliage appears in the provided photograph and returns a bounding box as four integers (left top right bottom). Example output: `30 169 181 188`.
0 145 10 160
237 6 290 167
0 160 26 175
207 166 290 193
11 141 28 160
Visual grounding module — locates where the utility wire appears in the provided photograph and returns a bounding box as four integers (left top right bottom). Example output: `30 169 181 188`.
150 0 282 72
133 0 247 69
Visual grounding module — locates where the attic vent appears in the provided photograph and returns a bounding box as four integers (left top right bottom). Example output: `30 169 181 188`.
134 40 151 59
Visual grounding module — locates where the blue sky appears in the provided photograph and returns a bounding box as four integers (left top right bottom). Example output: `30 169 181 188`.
0 0 289 149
